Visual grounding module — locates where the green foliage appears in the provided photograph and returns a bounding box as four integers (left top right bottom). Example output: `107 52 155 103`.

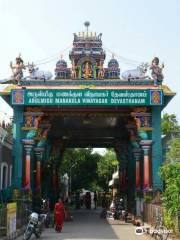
160 162 180 228
144 195 153 203
166 138 180 163
60 148 118 192
161 113 180 135
61 148 102 191
97 149 118 177
97 149 118 190
163 210 174 229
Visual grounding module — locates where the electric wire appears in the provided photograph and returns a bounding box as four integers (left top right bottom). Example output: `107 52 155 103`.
104 46 143 67
27 43 144 68
26 44 72 67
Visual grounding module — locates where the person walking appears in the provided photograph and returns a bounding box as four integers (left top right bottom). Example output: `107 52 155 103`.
85 192 91 209
54 198 65 232
93 191 98 209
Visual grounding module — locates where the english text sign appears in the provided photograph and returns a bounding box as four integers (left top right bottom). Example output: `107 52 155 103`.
11 89 163 106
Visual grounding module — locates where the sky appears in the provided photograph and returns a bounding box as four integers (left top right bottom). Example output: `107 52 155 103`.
0 0 180 124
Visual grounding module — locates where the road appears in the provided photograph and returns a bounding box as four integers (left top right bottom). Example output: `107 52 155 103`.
21 209 148 240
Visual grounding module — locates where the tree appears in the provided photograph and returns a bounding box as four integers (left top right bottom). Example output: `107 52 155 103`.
97 149 118 190
60 148 118 192
166 138 180 163
60 148 102 191
160 162 180 228
160 137 180 229
161 113 180 135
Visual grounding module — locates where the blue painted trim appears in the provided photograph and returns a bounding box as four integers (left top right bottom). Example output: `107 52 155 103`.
12 106 24 189
151 106 163 190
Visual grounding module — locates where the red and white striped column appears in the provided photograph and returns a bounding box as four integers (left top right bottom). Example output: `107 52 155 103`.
133 148 142 191
34 147 44 193
140 140 152 191
22 139 34 191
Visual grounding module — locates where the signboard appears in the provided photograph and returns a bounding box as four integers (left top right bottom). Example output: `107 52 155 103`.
11 89 163 106
7 202 17 236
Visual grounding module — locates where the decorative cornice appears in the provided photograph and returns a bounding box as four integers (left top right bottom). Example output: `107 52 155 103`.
162 85 176 96
140 140 153 146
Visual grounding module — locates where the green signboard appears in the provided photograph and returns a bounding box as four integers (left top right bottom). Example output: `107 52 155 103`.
11 89 163 106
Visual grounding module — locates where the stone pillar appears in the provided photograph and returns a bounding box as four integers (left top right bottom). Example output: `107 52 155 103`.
34 147 44 193
22 139 34 191
133 148 142 191
12 106 24 189
140 140 152 191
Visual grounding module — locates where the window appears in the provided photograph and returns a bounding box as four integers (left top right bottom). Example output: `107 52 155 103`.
1 162 8 189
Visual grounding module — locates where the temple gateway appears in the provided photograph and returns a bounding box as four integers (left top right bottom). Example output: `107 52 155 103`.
0 22 175 213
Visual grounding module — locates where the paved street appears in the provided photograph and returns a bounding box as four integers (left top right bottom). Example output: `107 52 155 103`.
20 209 147 240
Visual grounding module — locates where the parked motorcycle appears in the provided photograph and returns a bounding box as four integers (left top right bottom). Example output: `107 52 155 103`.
41 199 51 228
114 207 127 221
113 199 128 222
23 210 47 240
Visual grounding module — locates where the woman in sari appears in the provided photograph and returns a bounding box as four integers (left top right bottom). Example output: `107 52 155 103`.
54 198 65 232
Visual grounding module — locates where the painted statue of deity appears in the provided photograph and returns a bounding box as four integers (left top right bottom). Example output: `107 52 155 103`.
24 116 33 128
10 55 26 85
97 60 105 79
82 61 92 79
150 57 164 85
71 60 77 79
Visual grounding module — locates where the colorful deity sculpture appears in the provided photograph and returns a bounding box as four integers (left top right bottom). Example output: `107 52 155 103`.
71 60 77 79
97 60 105 79
83 61 92 79
150 57 164 85
10 55 26 85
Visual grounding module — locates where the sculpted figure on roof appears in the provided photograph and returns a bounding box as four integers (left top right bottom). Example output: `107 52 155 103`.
10 54 26 85
150 57 164 85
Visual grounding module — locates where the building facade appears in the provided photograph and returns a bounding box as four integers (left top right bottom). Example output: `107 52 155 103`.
0 124 13 202
0 23 175 211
